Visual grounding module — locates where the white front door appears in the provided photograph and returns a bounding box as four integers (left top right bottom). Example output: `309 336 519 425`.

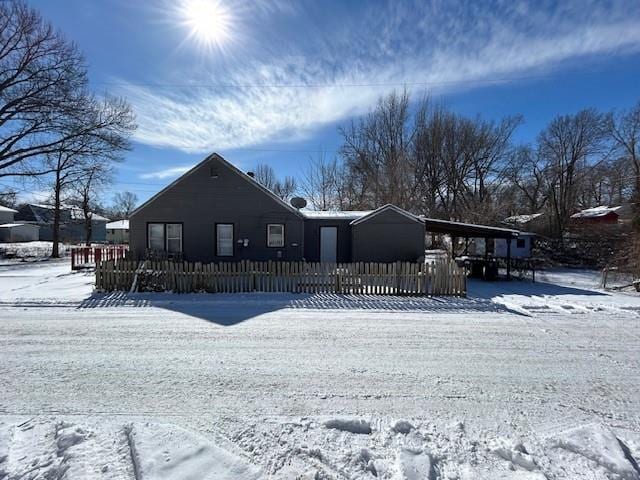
320 227 337 263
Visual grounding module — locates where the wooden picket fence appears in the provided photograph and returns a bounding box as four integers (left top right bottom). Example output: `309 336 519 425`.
95 259 466 296
71 245 129 270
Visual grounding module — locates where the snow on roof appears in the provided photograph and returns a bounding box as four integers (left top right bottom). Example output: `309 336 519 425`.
570 205 622 219
301 210 373 220
106 220 129 229
0 205 17 213
504 213 543 224
0 223 31 228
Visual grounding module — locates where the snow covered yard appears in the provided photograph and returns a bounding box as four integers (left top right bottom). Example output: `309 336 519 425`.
0 261 639 479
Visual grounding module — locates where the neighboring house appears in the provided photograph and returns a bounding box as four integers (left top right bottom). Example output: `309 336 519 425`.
0 223 40 242
503 212 545 231
495 232 535 259
570 205 625 225
0 205 17 224
15 204 110 243
129 153 426 263
106 220 130 244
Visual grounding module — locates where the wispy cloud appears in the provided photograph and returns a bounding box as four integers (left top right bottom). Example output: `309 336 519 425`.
119 0 640 153
140 165 194 179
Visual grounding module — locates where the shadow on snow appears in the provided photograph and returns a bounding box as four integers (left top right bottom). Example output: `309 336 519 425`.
77 291 519 326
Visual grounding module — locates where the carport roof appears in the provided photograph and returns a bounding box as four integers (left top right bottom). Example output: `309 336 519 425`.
421 217 519 239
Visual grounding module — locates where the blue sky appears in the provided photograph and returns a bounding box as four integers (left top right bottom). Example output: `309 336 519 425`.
24 0 640 204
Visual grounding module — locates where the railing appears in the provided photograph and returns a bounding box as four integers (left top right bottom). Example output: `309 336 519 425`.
95 259 466 296
71 245 129 270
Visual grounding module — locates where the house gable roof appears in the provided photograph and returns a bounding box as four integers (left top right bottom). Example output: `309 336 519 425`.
130 153 305 218
0 205 17 214
570 205 622 219
350 204 424 226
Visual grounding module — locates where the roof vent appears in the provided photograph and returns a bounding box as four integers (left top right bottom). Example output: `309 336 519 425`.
246 171 255 178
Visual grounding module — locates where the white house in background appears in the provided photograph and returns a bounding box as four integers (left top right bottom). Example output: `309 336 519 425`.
0 223 40 242
0 205 39 242
494 232 535 259
0 205 17 224
106 220 129 244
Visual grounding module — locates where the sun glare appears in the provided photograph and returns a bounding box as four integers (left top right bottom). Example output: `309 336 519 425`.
178 0 234 52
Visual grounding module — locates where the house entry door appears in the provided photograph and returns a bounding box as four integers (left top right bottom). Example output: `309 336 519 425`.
320 227 337 263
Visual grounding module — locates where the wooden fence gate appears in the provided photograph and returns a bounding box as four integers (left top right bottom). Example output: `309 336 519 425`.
95 260 466 296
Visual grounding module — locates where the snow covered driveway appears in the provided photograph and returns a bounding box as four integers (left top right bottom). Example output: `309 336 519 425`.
0 261 639 478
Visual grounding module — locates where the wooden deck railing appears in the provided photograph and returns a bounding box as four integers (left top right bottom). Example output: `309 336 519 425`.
95 259 466 296
71 245 128 270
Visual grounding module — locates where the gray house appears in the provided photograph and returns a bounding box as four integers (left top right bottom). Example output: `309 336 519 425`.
129 154 425 263
15 204 109 243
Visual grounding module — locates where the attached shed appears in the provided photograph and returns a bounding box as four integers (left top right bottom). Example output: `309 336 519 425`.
495 232 535 259
0 223 40 242
350 205 425 263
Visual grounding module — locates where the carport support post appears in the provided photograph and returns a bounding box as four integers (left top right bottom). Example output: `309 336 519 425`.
451 236 457 259
506 238 512 281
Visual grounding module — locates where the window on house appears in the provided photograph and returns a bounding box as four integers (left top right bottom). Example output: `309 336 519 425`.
166 224 182 253
148 223 182 252
148 223 165 250
216 224 233 256
267 224 284 247
516 238 526 249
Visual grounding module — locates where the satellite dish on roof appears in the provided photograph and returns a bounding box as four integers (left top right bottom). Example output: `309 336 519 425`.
290 197 307 209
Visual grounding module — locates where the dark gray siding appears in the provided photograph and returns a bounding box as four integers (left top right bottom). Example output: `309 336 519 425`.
129 156 305 262
303 218 352 262
351 209 425 262
37 221 106 243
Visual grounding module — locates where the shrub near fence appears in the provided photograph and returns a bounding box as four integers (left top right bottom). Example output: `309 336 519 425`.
95 260 466 296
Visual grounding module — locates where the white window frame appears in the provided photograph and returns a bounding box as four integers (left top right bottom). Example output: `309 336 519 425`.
216 223 234 257
148 223 182 252
267 223 285 247
147 223 165 251
166 223 183 253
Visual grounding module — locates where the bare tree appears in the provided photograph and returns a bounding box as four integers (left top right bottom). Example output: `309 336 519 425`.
339 89 413 209
503 146 547 214
301 153 345 210
0 1 90 176
537 109 610 236
607 102 640 225
273 176 297 202
111 191 138 218
254 163 297 201
45 95 135 256
254 164 277 191
70 161 112 245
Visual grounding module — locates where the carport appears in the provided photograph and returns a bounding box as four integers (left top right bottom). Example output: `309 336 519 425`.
422 218 520 280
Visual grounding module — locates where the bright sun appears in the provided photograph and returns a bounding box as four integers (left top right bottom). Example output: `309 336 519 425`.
178 0 233 52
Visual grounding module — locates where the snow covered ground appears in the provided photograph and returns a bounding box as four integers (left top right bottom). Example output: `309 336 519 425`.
0 241 70 260
0 261 639 479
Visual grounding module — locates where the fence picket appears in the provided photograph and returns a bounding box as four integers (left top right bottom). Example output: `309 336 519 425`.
91 259 465 296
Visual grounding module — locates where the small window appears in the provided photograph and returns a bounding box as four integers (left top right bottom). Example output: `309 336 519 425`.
216 224 233 256
148 223 164 251
166 223 182 253
516 238 526 249
267 224 285 247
